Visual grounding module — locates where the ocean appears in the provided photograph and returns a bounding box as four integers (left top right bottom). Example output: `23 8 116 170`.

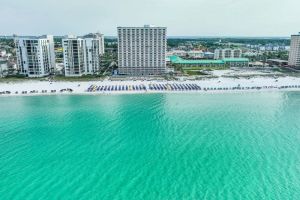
0 92 300 199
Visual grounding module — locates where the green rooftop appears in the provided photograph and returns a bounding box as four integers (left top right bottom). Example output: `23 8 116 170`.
223 58 250 62
169 56 249 65
169 56 224 65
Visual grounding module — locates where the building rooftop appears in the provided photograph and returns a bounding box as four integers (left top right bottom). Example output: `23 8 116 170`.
215 48 242 51
0 58 7 64
266 59 288 63
117 25 166 29
223 58 250 62
15 35 53 40
169 56 224 64
83 33 103 39
169 56 249 65
291 33 300 36
144 25 156 28
63 33 103 40
204 52 214 55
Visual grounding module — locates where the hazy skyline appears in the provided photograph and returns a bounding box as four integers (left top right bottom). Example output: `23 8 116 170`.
1 0 300 37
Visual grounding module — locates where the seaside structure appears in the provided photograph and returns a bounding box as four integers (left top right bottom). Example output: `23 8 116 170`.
187 50 204 58
167 50 214 59
0 50 6 57
15 35 55 77
167 50 187 57
0 58 8 77
117 25 167 75
169 56 249 67
203 52 215 59
288 33 300 68
267 59 288 67
63 33 104 77
214 48 242 60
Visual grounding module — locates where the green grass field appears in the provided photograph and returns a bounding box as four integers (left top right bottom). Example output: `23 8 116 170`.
185 70 209 76
52 75 106 82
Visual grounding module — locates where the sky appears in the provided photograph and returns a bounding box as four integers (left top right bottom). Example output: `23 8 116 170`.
1 0 300 37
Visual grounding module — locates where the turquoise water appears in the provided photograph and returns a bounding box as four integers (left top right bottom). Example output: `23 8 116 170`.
0 92 300 199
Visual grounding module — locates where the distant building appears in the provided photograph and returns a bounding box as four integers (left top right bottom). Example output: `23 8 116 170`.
267 59 288 67
187 50 204 58
0 50 6 57
0 58 8 77
117 25 167 75
288 33 300 68
15 35 56 77
55 63 64 75
249 61 267 68
167 50 187 57
62 33 104 76
243 51 260 57
214 48 242 59
203 52 215 59
223 58 249 67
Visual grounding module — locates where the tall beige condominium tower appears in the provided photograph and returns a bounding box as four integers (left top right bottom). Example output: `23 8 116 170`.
288 33 300 68
118 25 167 76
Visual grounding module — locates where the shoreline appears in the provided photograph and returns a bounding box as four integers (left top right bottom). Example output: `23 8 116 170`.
1 89 300 98
1 76 300 97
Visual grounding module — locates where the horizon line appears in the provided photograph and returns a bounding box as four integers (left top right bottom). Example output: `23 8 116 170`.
0 35 291 39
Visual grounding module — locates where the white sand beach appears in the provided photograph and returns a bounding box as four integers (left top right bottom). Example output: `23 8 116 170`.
1 76 300 97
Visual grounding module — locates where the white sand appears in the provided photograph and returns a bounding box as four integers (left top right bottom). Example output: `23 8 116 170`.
211 69 280 76
1 76 300 97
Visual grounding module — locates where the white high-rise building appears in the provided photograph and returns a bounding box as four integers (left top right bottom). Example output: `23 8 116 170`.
63 33 104 77
15 35 55 77
214 48 242 59
117 25 167 76
288 33 300 68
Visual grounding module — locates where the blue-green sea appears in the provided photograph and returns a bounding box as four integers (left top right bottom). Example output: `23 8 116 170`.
1 92 300 199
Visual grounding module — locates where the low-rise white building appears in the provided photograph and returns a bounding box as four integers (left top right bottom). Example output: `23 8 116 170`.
167 50 187 57
203 52 214 59
187 50 204 58
0 58 8 77
0 50 7 57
